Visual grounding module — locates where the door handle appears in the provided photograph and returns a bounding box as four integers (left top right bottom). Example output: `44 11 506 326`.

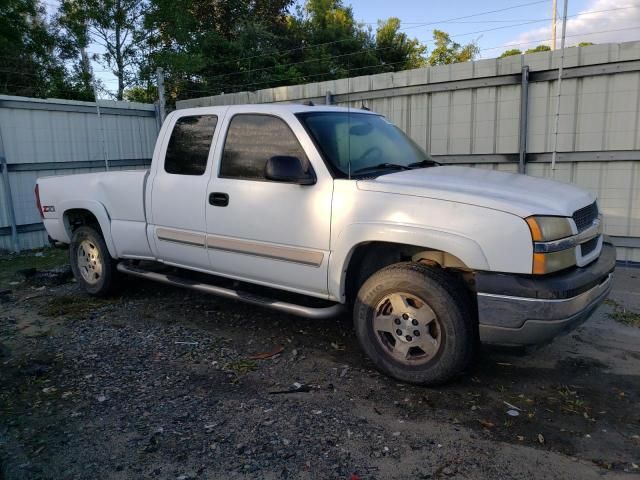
209 192 229 207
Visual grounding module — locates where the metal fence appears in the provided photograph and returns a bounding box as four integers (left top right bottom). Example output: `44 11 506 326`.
2 42 639 261
177 41 640 263
0 95 159 251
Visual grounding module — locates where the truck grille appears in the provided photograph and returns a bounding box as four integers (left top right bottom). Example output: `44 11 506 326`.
572 202 598 232
580 236 599 256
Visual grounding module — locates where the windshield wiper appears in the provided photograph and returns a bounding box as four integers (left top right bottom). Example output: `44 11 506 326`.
353 163 412 174
407 159 441 168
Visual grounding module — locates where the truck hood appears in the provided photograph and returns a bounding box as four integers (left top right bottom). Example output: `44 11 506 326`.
357 166 595 218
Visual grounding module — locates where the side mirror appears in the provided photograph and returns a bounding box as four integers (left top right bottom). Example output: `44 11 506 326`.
264 155 316 185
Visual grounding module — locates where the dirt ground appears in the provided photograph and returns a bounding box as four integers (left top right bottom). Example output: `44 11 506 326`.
1 250 639 479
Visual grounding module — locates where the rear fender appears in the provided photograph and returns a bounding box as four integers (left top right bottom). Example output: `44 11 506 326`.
59 200 117 258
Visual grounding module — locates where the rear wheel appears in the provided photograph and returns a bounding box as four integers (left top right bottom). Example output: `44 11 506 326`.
69 226 117 296
353 262 474 385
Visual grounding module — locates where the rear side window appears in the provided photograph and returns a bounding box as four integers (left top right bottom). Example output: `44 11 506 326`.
165 115 218 175
220 114 309 180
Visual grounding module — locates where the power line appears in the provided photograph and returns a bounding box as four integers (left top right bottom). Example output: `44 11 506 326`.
358 3 639 25
479 25 640 53
195 0 550 70
188 19 544 85
178 6 640 86
176 24 640 98
397 0 549 31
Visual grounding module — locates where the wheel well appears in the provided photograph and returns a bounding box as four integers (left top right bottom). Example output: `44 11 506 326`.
63 209 103 238
344 241 473 304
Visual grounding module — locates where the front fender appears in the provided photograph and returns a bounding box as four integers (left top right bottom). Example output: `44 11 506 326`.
58 200 118 258
328 223 489 301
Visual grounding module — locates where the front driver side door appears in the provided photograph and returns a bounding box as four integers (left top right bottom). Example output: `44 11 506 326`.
204 111 333 298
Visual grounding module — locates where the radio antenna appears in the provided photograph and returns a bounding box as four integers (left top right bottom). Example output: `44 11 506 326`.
347 62 352 179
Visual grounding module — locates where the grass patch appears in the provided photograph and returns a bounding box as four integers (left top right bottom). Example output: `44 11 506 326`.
606 299 640 328
0 248 69 288
225 359 258 375
39 295 119 318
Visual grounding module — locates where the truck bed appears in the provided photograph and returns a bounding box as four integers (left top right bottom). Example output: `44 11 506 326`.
38 170 150 257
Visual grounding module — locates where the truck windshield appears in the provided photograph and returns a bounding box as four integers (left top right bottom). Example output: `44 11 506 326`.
296 111 435 178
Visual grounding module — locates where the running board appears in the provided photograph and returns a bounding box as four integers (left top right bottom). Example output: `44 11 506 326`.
116 262 345 319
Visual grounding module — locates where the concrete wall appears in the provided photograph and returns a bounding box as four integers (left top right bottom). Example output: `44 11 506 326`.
0 95 158 251
178 42 640 262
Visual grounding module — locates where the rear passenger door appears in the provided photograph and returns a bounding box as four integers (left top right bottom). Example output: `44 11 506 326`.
205 110 333 298
149 112 222 269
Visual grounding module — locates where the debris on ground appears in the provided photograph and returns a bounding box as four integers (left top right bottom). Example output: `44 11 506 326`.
0 254 639 479
248 345 284 360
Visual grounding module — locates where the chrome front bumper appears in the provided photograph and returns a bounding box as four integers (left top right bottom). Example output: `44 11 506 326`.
476 242 616 347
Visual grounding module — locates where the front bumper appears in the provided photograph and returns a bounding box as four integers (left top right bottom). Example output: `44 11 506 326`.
476 242 616 346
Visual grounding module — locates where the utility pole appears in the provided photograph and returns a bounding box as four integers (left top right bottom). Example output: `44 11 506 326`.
156 67 166 125
93 84 110 171
551 0 568 170
551 0 558 50
83 43 109 171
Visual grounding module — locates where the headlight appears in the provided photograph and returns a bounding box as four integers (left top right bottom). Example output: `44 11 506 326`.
525 216 576 274
525 216 573 241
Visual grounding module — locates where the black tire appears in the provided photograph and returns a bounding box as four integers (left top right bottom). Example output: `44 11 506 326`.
69 226 117 297
353 262 475 385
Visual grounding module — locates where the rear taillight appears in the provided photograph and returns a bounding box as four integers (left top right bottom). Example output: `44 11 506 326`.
35 184 43 218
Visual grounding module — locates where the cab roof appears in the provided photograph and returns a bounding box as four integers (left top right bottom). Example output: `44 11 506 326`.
174 103 378 117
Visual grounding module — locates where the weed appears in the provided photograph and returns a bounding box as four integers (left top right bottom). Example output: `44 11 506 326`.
607 300 640 328
225 359 258 376
40 295 118 318
0 248 69 288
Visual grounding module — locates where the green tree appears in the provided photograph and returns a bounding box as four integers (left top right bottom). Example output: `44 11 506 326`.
577 41 594 47
59 0 148 100
427 29 478 65
525 45 551 54
375 17 426 70
0 0 87 99
56 0 95 100
499 48 522 58
141 0 427 103
123 84 155 102
144 0 294 102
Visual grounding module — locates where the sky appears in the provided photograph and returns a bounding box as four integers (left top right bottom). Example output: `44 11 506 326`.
348 0 640 58
52 0 640 97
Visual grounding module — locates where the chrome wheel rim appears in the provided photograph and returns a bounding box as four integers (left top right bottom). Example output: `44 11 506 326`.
373 292 442 365
76 239 102 285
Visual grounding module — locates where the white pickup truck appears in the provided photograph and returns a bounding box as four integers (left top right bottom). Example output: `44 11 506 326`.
36 104 615 385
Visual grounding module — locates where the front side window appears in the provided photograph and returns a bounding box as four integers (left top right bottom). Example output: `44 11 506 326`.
220 114 310 180
165 115 218 175
297 112 433 178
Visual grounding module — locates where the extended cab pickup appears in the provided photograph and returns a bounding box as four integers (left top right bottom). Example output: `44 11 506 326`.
36 104 615 385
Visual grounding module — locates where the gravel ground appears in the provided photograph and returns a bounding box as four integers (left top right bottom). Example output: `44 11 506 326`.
1 257 639 480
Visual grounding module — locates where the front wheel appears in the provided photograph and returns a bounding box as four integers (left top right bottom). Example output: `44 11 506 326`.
69 226 117 296
353 262 475 385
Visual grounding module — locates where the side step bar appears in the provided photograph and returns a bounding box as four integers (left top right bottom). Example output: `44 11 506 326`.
117 262 345 320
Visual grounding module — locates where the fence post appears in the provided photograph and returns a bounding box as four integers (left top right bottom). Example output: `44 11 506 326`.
0 125 19 253
518 65 530 174
325 90 333 105
157 67 166 125
93 87 110 171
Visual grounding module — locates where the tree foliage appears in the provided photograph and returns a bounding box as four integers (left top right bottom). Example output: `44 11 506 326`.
1 0 480 103
525 45 551 54
427 30 478 66
499 48 522 58
0 0 91 99
58 0 148 100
